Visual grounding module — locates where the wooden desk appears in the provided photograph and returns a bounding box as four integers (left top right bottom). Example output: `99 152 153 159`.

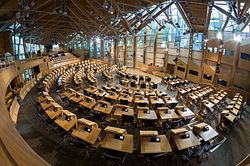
162 96 178 108
145 89 156 97
54 110 77 131
121 88 133 95
101 126 133 153
93 89 107 98
149 96 164 108
85 86 97 95
222 110 236 123
45 103 63 120
79 96 96 110
137 109 157 127
209 97 220 105
113 104 134 124
118 93 133 104
103 84 113 91
93 100 113 115
71 118 101 145
155 90 168 97
69 94 84 103
37 95 48 103
134 95 149 107
171 129 200 151
193 122 218 142
140 135 172 154
157 107 181 122
104 92 119 101
64 89 76 98
175 107 195 120
134 89 145 96
40 100 54 110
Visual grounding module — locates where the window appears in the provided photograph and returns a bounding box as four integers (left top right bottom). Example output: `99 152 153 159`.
189 70 199 76
224 50 234 57
90 39 94 58
240 52 250 61
193 33 203 51
217 79 227 86
203 74 212 80
177 66 185 72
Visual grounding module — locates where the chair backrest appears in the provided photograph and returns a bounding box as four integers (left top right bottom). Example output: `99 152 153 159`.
120 99 128 105
139 76 144 81
141 83 146 89
142 119 157 127
93 112 106 121
122 114 134 124
131 81 136 87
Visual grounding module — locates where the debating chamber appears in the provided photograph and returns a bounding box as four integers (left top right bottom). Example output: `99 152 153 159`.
0 0 250 165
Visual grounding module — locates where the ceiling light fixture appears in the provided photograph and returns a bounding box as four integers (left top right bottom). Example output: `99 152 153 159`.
103 0 109 9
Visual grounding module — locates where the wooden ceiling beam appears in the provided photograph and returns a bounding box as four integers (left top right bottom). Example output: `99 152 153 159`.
175 1 194 32
136 1 174 33
85 0 118 35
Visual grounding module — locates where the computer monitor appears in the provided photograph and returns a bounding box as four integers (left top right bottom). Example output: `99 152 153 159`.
83 126 92 133
65 116 71 122
151 136 161 142
114 134 124 140
53 108 57 112
165 110 171 114
122 108 128 112
202 125 209 132
180 133 190 139
120 99 128 105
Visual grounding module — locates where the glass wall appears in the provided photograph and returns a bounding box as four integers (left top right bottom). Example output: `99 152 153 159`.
90 39 94 58
117 39 124 67
136 28 145 68
126 37 134 67
12 33 25 60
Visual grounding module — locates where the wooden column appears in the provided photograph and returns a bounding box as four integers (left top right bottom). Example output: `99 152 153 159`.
93 40 97 59
133 36 137 69
123 38 127 66
185 32 194 79
81 38 84 58
100 39 104 61
213 39 223 86
114 39 118 64
164 48 168 68
153 34 157 66
143 33 147 64
200 34 208 83
87 38 90 57
229 42 240 86
108 41 111 65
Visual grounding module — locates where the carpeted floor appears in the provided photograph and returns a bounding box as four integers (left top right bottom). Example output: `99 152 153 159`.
16 70 250 166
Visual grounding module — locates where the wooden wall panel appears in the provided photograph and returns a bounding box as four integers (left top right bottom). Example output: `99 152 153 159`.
233 69 250 91
186 61 202 83
168 55 176 64
0 60 49 165
175 59 187 79
192 51 203 60
0 31 13 56
201 63 215 84
219 65 232 82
